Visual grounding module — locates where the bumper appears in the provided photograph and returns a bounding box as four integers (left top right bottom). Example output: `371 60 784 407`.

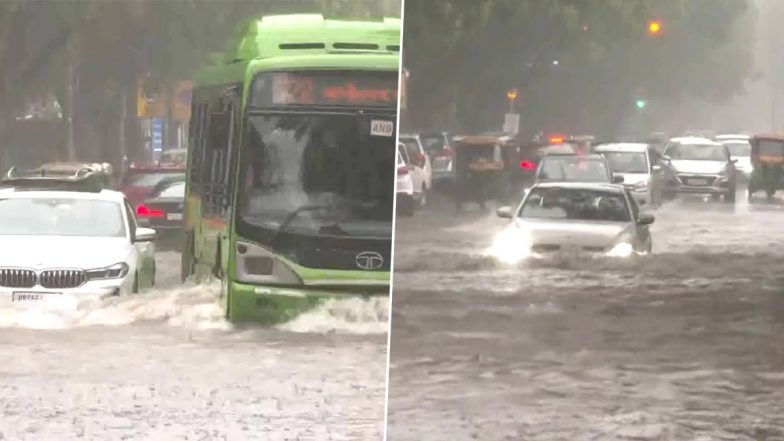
227 279 388 324
0 278 127 309
675 175 732 194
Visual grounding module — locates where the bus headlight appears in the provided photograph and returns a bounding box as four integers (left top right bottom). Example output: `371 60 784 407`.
235 241 303 285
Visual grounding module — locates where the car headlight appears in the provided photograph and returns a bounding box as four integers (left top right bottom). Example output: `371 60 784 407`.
86 262 129 280
606 242 634 258
488 227 531 264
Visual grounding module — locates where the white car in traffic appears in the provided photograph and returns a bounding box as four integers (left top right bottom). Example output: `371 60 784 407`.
594 143 665 208
490 182 654 263
716 134 752 180
396 144 415 217
0 188 157 306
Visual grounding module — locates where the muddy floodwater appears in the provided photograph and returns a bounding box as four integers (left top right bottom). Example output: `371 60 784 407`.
0 252 389 440
387 193 784 441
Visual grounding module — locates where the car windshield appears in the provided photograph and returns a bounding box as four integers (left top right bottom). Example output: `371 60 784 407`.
420 135 446 154
722 141 751 157
123 171 185 188
601 151 649 174
520 187 631 222
239 113 394 238
665 143 726 161
538 156 610 182
0 198 126 237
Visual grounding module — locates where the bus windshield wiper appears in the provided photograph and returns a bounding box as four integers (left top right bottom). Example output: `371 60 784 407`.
273 204 332 243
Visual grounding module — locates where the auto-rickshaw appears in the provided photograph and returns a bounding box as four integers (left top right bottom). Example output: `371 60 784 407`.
451 135 516 209
747 133 784 200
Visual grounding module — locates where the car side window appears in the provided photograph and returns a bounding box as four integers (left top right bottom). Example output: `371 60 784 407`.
124 200 138 241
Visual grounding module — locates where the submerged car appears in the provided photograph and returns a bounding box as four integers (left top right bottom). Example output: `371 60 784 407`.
137 176 186 242
594 143 667 208
716 135 752 180
663 137 738 202
120 163 185 208
396 144 415 217
0 169 157 304
490 182 654 263
534 153 623 185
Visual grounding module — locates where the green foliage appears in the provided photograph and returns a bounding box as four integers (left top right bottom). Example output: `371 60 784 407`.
402 0 754 136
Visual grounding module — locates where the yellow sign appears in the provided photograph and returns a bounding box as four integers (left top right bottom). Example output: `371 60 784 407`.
136 79 192 121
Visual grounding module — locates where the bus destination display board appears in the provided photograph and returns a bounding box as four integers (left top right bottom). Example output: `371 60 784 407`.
252 71 398 108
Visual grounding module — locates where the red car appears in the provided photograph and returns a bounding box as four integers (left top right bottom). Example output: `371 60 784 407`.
120 163 185 208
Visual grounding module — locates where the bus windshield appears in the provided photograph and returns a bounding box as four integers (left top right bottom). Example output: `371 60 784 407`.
239 113 395 238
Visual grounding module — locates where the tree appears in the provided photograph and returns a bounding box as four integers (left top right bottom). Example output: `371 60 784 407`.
402 0 754 137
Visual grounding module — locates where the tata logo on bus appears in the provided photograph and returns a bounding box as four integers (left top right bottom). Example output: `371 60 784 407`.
355 251 384 270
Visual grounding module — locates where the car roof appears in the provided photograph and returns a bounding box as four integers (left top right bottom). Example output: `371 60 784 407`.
667 136 722 146
542 153 606 160
715 134 750 140
0 187 125 202
531 182 625 193
593 143 649 152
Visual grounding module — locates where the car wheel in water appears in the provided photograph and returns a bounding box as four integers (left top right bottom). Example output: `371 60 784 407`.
418 185 428 207
398 197 414 217
725 187 736 203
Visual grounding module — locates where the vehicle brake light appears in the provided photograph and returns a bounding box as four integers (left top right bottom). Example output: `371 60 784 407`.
519 160 537 170
137 204 164 218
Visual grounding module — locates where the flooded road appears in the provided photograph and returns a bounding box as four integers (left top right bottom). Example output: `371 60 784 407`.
387 193 784 441
0 252 388 440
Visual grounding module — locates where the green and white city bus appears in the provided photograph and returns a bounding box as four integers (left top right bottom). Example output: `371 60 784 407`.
182 14 400 323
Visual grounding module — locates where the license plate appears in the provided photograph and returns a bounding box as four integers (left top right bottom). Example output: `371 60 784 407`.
688 178 708 186
12 292 60 302
167 213 183 221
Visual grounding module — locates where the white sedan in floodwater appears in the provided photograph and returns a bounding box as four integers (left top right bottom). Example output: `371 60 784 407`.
490 182 654 263
0 187 157 307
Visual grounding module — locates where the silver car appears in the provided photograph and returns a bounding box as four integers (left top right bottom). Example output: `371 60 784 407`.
491 182 654 263
594 143 665 208
663 137 738 203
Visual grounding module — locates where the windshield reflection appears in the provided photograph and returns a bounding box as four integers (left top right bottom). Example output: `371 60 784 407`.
239 114 394 238
520 188 631 223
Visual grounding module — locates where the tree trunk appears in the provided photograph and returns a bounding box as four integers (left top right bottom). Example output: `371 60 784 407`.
65 37 77 161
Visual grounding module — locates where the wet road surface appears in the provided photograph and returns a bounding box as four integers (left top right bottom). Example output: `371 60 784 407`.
387 192 784 441
0 252 388 440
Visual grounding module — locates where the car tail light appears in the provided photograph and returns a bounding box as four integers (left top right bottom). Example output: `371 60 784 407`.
519 160 537 170
137 204 164 218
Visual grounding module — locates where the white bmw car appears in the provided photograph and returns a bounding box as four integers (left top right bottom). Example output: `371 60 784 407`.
0 187 156 306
